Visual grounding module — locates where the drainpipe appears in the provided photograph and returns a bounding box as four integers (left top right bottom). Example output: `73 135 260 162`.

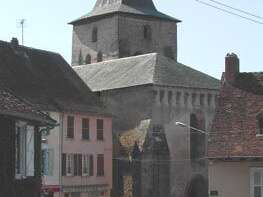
59 113 64 197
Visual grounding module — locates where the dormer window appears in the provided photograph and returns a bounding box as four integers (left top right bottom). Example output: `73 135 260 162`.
143 25 152 40
92 27 98 42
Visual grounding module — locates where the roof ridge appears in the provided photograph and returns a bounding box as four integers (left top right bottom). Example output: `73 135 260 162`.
75 53 158 68
0 39 61 56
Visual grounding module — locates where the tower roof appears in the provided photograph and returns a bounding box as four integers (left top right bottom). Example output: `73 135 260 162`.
69 0 181 24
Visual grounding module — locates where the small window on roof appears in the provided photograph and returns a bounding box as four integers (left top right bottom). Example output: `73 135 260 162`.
92 27 98 42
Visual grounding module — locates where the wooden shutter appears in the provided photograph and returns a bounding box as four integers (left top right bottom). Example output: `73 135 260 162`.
78 154 82 176
97 154 104 176
89 155 94 176
62 154 66 176
74 154 78 176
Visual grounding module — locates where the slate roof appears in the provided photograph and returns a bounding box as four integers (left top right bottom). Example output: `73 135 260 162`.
0 40 107 115
0 86 56 126
74 53 220 92
69 0 180 24
208 74 263 159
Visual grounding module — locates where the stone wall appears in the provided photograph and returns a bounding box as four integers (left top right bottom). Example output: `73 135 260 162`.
118 14 178 60
71 14 178 66
72 15 119 66
99 84 218 197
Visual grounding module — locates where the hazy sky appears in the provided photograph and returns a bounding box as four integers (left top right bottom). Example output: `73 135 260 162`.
0 0 262 78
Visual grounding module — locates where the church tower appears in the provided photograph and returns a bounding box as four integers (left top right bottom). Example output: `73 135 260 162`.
69 0 181 66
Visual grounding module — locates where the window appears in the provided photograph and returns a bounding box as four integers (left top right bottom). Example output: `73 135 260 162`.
64 194 69 197
82 155 89 176
258 114 263 135
97 154 104 176
250 168 263 197
67 116 74 138
97 51 103 62
42 148 54 176
66 154 74 176
82 118 90 140
92 27 98 42
85 54 91 64
15 122 35 179
73 154 82 176
82 154 94 176
97 119 104 141
78 50 83 65
143 25 152 40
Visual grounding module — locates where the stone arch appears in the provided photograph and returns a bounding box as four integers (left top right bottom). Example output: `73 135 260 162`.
85 54 91 64
97 51 103 62
190 112 206 164
184 174 208 197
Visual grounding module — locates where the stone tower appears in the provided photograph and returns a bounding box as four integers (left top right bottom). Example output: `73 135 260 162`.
69 0 181 66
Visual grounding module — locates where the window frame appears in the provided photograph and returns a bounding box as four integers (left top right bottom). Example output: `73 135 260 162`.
97 119 104 141
143 25 152 40
82 154 90 176
82 118 90 140
92 27 98 42
250 168 263 197
67 116 75 139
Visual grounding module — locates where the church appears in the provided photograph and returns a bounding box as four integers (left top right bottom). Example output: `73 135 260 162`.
70 0 220 197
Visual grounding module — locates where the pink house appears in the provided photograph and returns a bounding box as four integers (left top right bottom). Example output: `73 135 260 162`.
61 113 112 197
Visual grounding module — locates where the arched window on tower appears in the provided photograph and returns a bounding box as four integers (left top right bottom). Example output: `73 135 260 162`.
78 50 83 65
92 27 98 42
85 54 91 64
143 25 152 40
97 52 103 62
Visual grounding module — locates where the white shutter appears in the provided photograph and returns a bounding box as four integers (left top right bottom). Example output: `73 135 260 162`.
48 149 54 176
26 126 35 176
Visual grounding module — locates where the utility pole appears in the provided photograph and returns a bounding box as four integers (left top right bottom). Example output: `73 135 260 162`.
17 19 26 45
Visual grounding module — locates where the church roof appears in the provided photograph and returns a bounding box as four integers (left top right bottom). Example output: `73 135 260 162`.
74 53 220 92
0 40 108 115
69 0 180 24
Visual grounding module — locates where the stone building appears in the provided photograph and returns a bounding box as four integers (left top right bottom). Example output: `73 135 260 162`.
70 0 220 197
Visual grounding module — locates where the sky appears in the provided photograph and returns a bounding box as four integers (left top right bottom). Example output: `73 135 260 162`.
0 0 262 79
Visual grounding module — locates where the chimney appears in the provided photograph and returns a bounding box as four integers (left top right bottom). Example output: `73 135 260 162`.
225 53 239 84
10 37 19 46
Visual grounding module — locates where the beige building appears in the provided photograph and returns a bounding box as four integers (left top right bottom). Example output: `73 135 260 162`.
208 53 263 197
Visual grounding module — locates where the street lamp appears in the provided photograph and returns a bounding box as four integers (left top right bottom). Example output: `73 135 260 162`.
175 121 208 135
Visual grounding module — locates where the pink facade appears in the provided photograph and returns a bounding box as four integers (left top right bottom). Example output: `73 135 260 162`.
62 113 112 197
42 112 112 197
